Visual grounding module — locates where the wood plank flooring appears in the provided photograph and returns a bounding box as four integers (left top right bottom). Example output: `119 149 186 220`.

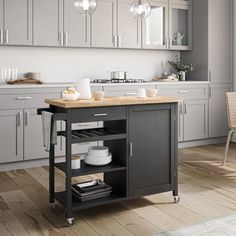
1 143 236 236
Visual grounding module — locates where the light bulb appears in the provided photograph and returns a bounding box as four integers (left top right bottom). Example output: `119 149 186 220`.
130 0 151 19
74 0 97 15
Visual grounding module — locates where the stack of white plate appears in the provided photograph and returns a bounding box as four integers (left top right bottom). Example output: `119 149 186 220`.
85 146 112 166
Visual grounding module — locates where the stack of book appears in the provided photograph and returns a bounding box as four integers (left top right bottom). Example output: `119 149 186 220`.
72 179 112 202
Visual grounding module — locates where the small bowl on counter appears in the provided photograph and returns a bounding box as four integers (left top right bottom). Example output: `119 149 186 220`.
62 92 80 101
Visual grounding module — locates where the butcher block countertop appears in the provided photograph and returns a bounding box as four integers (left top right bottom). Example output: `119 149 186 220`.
45 96 180 109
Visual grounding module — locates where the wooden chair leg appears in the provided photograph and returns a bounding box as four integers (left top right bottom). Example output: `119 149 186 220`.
222 130 234 166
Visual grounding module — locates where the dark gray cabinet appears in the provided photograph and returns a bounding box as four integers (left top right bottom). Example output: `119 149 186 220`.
0 110 23 163
0 0 32 45
128 104 177 197
33 0 63 46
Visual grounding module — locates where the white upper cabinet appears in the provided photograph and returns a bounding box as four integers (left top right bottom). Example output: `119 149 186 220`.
142 1 168 49
33 0 63 46
169 3 192 50
0 0 32 45
0 0 3 45
64 0 90 47
170 0 192 5
91 0 117 48
208 0 232 84
117 0 141 48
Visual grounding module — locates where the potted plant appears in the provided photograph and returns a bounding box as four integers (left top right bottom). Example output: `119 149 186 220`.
168 56 195 81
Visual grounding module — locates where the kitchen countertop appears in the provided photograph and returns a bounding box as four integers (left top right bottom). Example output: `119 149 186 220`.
0 81 209 89
46 96 181 108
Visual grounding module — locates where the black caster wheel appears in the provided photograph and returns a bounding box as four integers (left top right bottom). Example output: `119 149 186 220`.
174 196 180 203
50 202 57 210
66 218 75 227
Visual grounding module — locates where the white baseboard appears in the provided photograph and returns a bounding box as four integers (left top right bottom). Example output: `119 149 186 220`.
178 137 226 148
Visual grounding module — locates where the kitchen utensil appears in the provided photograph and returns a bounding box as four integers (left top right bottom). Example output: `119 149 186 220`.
109 71 129 80
147 89 158 97
76 78 92 99
88 146 109 156
85 153 112 166
137 88 146 98
62 91 80 101
93 91 104 101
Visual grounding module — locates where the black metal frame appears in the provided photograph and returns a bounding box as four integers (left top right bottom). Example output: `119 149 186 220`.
37 102 179 223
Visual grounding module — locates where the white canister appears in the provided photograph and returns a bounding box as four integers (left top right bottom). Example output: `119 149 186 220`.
137 88 146 98
77 78 92 99
72 156 81 169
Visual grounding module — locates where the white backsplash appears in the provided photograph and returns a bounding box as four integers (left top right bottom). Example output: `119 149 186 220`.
0 46 179 82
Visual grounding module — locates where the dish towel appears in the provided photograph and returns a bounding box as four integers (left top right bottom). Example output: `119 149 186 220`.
42 111 57 152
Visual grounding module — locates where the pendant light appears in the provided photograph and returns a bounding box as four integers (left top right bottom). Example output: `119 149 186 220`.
74 0 97 15
130 0 151 19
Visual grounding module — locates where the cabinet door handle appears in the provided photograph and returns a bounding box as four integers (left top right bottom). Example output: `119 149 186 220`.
0 29 3 44
16 96 32 100
209 70 212 82
112 35 117 47
5 29 9 44
178 90 189 94
129 142 133 157
59 32 63 46
94 113 108 117
125 92 137 96
118 35 121 47
17 112 22 127
165 37 169 48
209 87 212 98
24 111 30 127
169 37 172 48
179 103 183 115
64 32 68 46
184 103 187 114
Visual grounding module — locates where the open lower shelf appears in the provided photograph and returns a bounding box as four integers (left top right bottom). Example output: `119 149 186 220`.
55 160 126 177
55 191 126 211
58 128 126 143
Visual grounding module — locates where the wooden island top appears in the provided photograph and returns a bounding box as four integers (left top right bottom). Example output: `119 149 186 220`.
45 96 181 109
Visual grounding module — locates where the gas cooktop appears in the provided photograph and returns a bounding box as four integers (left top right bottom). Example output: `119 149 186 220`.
92 79 145 84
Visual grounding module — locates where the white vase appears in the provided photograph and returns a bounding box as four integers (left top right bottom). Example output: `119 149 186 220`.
179 71 186 81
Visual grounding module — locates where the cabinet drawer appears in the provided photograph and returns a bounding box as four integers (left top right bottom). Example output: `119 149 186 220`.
104 85 156 97
157 86 208 100
0 93 61 109
71 106 126 122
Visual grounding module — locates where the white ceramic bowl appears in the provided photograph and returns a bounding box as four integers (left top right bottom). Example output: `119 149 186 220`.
85 153 112 166
88 146 109 156
62 92 80 101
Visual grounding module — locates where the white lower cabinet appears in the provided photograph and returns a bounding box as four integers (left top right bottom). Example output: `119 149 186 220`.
209 84 232 138
0 110 23 163
182 100 208 141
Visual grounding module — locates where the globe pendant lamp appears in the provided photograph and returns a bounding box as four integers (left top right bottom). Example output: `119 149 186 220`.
130 0 151 19
74 0 97 15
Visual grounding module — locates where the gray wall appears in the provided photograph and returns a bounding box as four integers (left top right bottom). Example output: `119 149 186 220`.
0 46 179 82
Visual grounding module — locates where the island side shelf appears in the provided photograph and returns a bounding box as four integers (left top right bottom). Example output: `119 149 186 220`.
38 97 179 226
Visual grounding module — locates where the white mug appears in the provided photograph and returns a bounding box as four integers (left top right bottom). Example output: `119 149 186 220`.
137 88 146 98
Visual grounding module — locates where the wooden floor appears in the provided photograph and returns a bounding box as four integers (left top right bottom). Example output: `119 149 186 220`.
1 143 236 236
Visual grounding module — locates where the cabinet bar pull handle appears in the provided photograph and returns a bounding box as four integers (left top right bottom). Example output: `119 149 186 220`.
169 37 172 48
209 87 212 98
165 37 168 48
64 32 68 46
129 142 133 157
0 29 3 44
16 96 32 100
179 103 183 115
209 70 212 82
118 35 121 47
5 29 9 44
125 92 137 96
25 111 30 127
17 112 22 127
59 32 63 46
184 103 187 114
112 35 117 47
178 90 189 94
94 113 108 117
